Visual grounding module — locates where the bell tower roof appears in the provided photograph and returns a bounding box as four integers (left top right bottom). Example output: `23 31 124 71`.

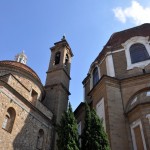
51 36 74 57
15 50 27 64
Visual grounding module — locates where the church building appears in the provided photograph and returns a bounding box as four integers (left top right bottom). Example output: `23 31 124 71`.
75 23 150 150
0 23 150 150
0 37 73 150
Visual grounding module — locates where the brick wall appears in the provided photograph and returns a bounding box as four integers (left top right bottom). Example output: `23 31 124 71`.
0 87 52 150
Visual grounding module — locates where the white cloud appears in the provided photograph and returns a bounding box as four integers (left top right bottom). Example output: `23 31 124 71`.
113 1 150 25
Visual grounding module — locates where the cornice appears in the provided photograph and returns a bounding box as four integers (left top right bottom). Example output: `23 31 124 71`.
0 79 53 123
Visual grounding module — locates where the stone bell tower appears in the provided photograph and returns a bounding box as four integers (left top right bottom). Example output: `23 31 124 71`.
44 36 73 123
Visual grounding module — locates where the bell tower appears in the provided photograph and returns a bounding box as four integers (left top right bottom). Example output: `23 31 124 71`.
44 36 73 123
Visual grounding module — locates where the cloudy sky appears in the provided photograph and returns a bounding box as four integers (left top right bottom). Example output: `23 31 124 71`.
0 0 150 110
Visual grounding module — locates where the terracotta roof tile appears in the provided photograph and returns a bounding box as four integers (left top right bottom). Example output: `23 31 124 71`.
95 23 150 62
0 61 41 82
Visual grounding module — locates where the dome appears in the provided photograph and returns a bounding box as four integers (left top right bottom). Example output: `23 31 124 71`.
0 61 41 83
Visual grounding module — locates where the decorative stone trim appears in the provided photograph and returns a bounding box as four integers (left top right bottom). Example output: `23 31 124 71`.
106 54 115 77
130 119 147 150
96 98 106 129
131 97 137 105
146 114 150 124
146 91 150 96
90 65 101 90
122 36 150 70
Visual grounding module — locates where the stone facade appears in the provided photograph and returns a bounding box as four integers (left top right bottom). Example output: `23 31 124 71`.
75 23 150 150
1 23 150 150
0 38 72 150
0 63 53 150
44 38 73 150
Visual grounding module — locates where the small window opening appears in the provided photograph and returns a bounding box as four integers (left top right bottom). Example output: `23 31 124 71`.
147 91 150 96
65 54 69 66
19 57 22 63
36 129 44 150
130 43 150 64
55 52 61 65
31 89 38 102
142 69 146 74
93 67 99 86
2 107 16 133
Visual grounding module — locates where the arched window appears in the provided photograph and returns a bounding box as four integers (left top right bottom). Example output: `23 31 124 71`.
65 54 69 67
2 107 16 133
36 129 44 150
31 89 38 103
93 67 99 86
55 52 61 65
65 54 69 64
130 43 150 64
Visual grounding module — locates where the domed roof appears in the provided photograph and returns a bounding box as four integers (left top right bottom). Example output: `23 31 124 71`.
0 61 41 83
95 23 150 62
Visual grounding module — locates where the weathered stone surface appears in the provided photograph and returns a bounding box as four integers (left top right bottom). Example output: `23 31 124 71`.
76 24 150 150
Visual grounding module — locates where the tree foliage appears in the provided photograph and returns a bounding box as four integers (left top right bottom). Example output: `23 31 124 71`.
56 103 79 150
81 103 91 150
81 103 110 150
90 109 110 150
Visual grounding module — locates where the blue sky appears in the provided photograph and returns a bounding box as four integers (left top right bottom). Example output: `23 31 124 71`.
0 0 150 110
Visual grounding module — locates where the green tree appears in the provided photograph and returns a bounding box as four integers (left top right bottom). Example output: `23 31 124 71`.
90 109 110 150
56 103 79 150
81 103 92 150
81 103 110 150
